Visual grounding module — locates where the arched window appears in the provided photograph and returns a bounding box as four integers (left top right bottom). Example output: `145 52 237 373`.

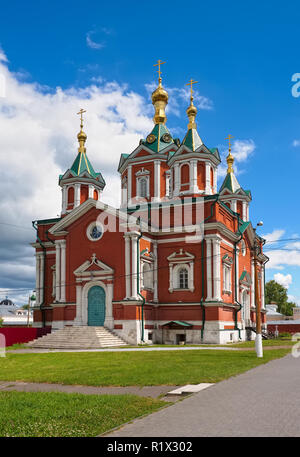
139 178 147 198
142 263 153 289
93 189 98 200
68 187 74 204
178 267 189 289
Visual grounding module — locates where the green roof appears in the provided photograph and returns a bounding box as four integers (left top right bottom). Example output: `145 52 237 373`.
182 127 203 151
70 151 98 178
161 320 193 327
60 151 105 187
219 171 241 194
142 123 175 153
238 221 250 234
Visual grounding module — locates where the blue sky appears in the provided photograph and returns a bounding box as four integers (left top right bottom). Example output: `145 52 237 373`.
0 0 300 304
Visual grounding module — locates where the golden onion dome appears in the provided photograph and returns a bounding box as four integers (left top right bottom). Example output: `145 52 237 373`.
151 80 169 104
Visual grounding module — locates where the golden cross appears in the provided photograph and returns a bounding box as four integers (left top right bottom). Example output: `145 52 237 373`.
77 108 86 128
225 134 234 151
154 60 166 79
186 79 198 96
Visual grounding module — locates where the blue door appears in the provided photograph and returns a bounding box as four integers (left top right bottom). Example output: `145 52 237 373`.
88 286 106 326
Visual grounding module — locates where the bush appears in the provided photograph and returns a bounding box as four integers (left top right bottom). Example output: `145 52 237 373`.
278 332 291 339
0 318 3 328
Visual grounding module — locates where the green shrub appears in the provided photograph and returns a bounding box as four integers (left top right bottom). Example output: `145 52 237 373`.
279 332 291 339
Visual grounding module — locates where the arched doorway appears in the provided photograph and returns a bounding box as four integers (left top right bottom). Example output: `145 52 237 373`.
87 286 106 326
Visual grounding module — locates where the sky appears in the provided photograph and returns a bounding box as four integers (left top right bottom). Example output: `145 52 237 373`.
0 0 300 305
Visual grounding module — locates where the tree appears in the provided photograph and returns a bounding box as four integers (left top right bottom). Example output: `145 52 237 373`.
265 280 295 316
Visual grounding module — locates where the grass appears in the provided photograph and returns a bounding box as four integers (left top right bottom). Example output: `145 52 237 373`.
0 348 290 386
227 337 295 348
0 391 167 437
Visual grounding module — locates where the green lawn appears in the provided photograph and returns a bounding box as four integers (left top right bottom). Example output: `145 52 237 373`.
0 391 166 437
0 348 290 386
227 338 295 348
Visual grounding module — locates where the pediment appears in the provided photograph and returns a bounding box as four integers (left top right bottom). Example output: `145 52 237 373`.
167 248 195 263
74 253 114 277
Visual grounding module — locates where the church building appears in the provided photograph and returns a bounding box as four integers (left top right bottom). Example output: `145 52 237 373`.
31 67 268 345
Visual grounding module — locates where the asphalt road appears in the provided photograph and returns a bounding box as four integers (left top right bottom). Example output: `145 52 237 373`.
106 353 300 437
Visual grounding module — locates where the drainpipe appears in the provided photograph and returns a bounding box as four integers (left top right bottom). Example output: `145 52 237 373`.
137 231 145 343
200 195 219 341
32 221 46 328
233 214 243 339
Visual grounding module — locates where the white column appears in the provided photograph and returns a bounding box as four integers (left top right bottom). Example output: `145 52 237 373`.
55 241 61 302
105 283 114 329
127 165 132 204
231 200 237 212
124 234 131 299
154 160 161 202
35 254 40 305
174 163 180 196
251 259 255 308
213 167 217 194
190 160 198 193
205 162 211 195
153 241 158 302
39 253 45 304
61 187 67 214
74 184 80 208
242 201 247 221
212 237 221 301
131 234 138 299
60 240 66 302
235 246 240 303
189 262 194 291
88 185 94 199
75 284 82 325
168 264 173 292
206 238 212 301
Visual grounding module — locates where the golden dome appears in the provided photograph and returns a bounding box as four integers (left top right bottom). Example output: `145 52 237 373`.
151 78 168 124
186 96 197 130
226 151 234 174
151 80 169 104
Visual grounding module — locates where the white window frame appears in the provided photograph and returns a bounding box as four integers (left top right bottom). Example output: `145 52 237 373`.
222 255 233 295
136 168 150 198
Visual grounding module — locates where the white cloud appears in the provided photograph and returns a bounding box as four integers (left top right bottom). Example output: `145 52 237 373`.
288 295 300 306
293 140 300 147
262 229 285 243
86 31 105 50
0 49 155 300
274 273 292 289
0 48 8 63
218 139 256 177
145 82 213 119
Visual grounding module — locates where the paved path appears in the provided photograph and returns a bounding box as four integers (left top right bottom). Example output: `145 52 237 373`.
7 346 241 354
0 381 178 400
106 354 300 437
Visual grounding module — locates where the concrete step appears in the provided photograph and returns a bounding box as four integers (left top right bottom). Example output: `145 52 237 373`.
27 326 128 349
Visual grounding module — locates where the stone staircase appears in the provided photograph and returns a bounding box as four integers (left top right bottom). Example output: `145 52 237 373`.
26 326 128 349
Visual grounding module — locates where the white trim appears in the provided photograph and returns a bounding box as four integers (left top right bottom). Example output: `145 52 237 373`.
60 240 66 302
55 241 61 302
153 160 161 202
86 221 104 241
206 238 212 301
124 233 131 299
79 280 114 329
